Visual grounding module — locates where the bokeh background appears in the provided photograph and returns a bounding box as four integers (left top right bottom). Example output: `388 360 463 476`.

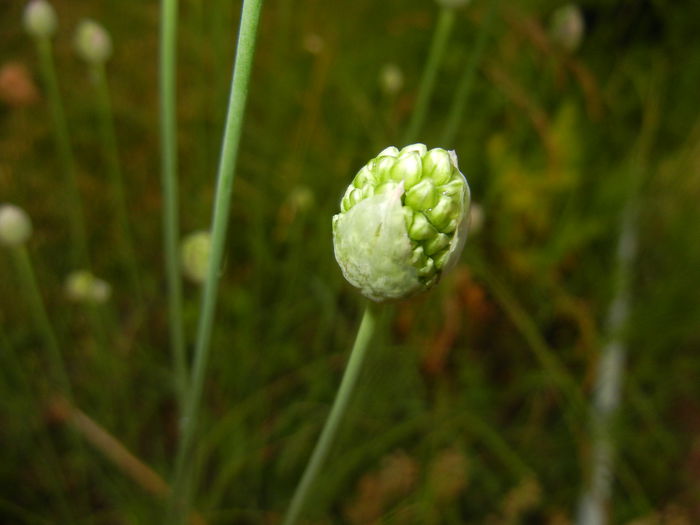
1 0 700 523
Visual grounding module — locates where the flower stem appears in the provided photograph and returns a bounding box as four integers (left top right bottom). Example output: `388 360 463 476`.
93 63 144 305
166 0 264 521
282 302 379 525
440 0 499 146
35 36 89 268
402 6 456 144
11 246 72 398
159 0 187 407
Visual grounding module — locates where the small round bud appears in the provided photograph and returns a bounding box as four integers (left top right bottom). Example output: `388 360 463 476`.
550 4 585 53
23 0 57 38
181 231 211 284
332 144 471 302
0 204 32 246
65 270 111 304
379 63 404 95
75 19 112 64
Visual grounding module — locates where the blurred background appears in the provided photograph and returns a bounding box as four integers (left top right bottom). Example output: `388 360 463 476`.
1 0 699 523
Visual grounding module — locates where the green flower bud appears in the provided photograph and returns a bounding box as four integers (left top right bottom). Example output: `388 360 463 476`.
65 270 111 304
550 4 584 53
0 204 32 246
75 19 112 64
332 144 471 302
23 0 57 38
181 231 211 284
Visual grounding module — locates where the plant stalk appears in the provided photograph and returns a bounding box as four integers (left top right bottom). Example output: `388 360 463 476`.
167 0 264 521
282 303 378 525
160 0 188 407
402 6 456 144
35 36 89 268
93 63 144 304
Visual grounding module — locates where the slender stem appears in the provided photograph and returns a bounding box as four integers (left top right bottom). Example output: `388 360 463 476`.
282 303 378 525
35 37 89 268
440 0 499 146
576 203 638 525
160 0 188 406
402 7 456 144
11 246 72 398
93 63 144 304
167 0 264 521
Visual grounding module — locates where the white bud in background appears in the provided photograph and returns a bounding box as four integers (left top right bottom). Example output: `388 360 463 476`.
75 19 112 64
550 4 585 53
65 270 112 304
302 33 325 55
23 0 57 38
468 202 484 235
379 63 404 96
0 204 32 246
181 231 211 284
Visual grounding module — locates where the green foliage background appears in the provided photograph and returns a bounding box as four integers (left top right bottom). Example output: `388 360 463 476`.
1 0 699 523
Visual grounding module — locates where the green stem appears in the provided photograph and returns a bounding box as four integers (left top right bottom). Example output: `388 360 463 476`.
35 36 89 268
93 63 144 304
167 0 264 521
160 0 188 406
12 246 72 398
440 0 499 146
282 303 378 525
402 6 456 144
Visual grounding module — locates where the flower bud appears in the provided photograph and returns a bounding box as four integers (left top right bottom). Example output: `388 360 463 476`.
0 204 32 246
75 19 112 64
23 0 57 39
181 231 211 284
332 144 471 302
65 270 111 304
379 63 404 95
550 4 585 53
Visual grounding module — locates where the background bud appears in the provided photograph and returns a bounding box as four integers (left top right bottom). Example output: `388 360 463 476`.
65 270 111 304
550 4 585 53
0 204 32 246
23 0 57 38
181 231 211 284
75 19 112 64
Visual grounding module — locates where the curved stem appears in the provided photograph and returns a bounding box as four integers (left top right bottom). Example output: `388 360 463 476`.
441 0 499 146
282 303 378 525
12 246 72 398
402 6 455 144
35 37 89 268
159 0 188 407
167 0 265 521
93 63 144 305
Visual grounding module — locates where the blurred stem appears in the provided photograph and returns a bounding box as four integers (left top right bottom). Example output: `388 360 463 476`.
35 37 89 268
282 302 379 525
93 63 144 305
11 246 72 399
167 0 264 522
160 0 188 407
402 6 455 144
441 0 499 146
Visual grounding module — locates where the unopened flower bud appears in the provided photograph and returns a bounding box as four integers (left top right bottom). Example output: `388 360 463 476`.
333 144 471 302
0 204 32 246
181 231 211 284
75 19 112 64
550 4 585 53
23 0 57 38
65 270 111 304
379 63 404 95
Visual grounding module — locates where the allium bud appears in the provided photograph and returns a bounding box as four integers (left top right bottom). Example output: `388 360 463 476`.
181 231 211 284
75 19 112 64
379 63 404 95
65 270 111 304
0 204 32 246
23 0 57 39
332 144 471 302
550 4 585 53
